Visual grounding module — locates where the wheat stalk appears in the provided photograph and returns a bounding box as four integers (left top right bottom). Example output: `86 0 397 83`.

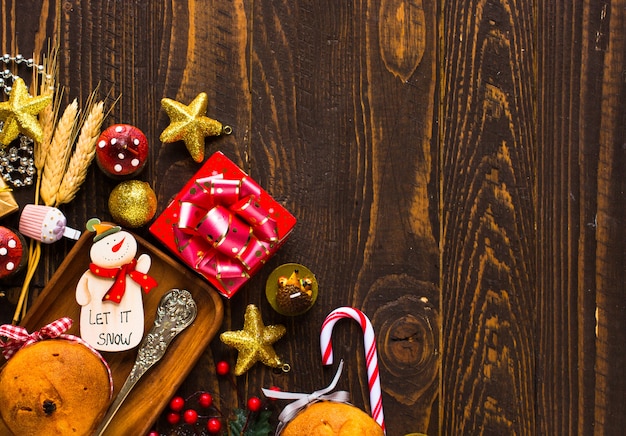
35 46 59 173
55 100 104 206
36 105 54 170
35 94 60 173
40 99 78 207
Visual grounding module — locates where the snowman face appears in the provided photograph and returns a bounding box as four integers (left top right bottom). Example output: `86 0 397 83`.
90 231 138 268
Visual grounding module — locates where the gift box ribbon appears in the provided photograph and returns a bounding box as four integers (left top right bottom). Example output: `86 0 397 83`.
173 174 279 294
0 317 114 397
262 360 350 434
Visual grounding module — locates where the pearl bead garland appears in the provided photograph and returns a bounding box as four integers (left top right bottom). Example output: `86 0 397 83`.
0 53 51 96
0 121 36 187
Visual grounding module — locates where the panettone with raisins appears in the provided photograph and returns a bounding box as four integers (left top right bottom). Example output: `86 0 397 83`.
0 338 111 435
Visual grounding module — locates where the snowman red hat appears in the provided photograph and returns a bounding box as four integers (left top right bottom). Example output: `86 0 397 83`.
86 218 121 242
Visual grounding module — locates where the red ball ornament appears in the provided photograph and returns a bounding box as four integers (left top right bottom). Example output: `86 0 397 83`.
198 392 213 408
147 432 159 436
207 418 222 434
169 396 185 412
96 124 149 178
0 226 27 279
183 409 198 425
166 411 180 425
247 396 262 413
216 360 230 376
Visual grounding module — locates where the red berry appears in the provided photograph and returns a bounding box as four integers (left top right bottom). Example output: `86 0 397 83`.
166 411 180 425
267 386 281 401
147 432 160 436
216 361 230 376
247 396 262 413
207 418 222 434
96 124 149 178
169 396 185 412
198 392 213 408
183 409 198 425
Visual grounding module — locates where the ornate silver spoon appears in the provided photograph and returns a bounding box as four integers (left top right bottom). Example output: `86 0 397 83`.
94 288 198 435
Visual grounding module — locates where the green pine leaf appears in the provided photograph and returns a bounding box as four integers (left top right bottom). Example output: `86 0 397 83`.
229 408 247 435
228 408 272 436
247 410 272 435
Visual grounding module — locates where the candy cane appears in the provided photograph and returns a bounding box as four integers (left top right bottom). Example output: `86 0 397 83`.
320 307 385 434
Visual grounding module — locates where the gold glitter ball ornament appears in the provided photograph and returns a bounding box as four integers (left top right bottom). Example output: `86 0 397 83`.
159 92 231 163
0 77 51 146
220 304 289 376
108 180 157 228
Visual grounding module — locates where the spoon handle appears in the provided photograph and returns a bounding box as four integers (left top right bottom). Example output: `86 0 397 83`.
94 289 198 436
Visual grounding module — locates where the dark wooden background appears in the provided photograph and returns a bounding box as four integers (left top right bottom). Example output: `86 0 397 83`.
1 0 625 435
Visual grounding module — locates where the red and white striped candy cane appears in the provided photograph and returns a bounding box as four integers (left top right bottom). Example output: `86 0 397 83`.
320 306 385 434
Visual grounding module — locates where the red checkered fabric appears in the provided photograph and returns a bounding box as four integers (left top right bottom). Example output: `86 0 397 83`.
0 318 114 398
0 317 73 359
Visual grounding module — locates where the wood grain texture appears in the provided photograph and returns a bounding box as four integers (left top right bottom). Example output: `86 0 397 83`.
536 1 626 435
247 1 439 433
440 0 536 433
591 2 626 433
1 0 626 435
537 1 596 434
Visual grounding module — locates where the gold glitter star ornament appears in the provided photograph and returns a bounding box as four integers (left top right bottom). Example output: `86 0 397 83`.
0 77 51 146
159 92 231 162
220 304 289 376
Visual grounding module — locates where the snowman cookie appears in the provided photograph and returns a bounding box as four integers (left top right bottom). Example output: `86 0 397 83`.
75 218 158 351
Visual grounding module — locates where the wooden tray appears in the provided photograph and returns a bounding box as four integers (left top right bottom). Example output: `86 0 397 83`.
0 231 224 435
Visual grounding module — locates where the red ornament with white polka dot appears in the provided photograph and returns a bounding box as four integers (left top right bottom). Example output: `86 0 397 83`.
96 124 149 178
0 226 27 279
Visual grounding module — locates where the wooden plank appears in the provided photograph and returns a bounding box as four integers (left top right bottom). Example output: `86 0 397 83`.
440 0 537 433
536 1 626 434
0 0 57 58
591 2 626 433
247 0 440 434
536 1 596 434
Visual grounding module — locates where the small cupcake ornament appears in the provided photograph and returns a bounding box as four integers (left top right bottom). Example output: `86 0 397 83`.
19 204 81 243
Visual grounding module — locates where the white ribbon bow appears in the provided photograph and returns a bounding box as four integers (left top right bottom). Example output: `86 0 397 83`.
262 360 349 434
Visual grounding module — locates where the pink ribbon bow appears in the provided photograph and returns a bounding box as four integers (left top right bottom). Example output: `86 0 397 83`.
173 174 279 295
0 317 73 360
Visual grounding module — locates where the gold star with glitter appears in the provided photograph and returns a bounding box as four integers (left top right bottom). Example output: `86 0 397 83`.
0 77 51 146
159 92 230 162
220 304 288 376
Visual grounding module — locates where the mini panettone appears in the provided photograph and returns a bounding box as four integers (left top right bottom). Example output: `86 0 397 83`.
0 338 112 435
263 360 385 436
281 401 384 436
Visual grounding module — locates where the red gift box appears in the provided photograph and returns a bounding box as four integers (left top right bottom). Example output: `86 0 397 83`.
149 152 297 298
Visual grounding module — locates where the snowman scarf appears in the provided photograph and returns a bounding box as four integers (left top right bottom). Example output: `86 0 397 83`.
89 258 158 303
